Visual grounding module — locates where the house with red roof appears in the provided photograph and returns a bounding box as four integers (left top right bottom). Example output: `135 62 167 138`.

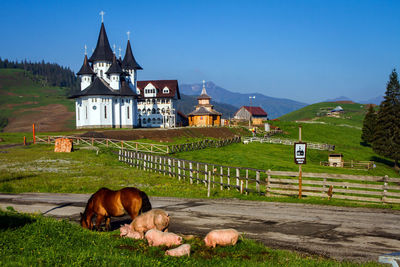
234 106 268 122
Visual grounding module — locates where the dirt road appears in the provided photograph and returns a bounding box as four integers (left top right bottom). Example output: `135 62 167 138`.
1 193 399 262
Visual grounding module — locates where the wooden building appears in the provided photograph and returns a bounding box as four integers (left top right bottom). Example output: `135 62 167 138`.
188 81 221 127
234 106 268 124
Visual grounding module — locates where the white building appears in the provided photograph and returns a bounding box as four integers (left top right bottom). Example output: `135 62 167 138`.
136 80 180 128
70 16 180 129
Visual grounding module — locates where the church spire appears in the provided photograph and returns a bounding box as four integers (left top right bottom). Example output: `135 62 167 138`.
88 15 114 63
122 33 142 70
77 53 95 76
198 80 211 100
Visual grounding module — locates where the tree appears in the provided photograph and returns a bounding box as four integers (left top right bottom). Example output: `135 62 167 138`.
361 105 377 145
373 69 400 170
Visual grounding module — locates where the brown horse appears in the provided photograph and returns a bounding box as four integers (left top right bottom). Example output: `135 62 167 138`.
80 187 152 231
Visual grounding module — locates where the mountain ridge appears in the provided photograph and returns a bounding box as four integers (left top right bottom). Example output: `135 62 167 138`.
180 81 307 118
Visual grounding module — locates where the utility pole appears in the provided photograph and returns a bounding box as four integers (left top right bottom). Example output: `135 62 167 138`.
249 96 255 128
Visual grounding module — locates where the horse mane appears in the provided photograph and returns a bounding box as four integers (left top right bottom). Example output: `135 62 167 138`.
139 190 152 214
83 187 109 215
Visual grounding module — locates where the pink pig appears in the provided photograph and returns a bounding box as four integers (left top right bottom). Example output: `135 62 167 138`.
145 229 182 247
130 209 170 238
204 229 239 248
119 224 142 239
165 244 191 257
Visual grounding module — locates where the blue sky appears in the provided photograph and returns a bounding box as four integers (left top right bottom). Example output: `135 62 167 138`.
1 0 399 104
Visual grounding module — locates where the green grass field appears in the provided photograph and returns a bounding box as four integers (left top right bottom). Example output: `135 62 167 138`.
0 209 381 266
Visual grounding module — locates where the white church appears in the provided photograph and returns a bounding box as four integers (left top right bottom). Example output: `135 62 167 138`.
70 13 180 129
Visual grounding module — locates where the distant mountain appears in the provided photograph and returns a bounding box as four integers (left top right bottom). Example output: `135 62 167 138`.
324 96 354 102
180 82 307 119
359 95 384 105
325 95 384 105
176 94 238 119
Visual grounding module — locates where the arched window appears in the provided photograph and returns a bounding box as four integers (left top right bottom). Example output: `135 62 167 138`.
127 106 130 119
142 108 146 114
152 108 156 114
104 106 107 119
152 99 156 104
152 118 156 123
147 108 151 115
157 108 160 114
143 118 146 124
147 118 151 123
162 108 165 114
157 118 161 123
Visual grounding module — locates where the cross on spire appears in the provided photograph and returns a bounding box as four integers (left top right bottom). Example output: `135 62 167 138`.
84 44 87 55
118 46 122 58
127 31 131 40
99 11 105 23
113 44 116 54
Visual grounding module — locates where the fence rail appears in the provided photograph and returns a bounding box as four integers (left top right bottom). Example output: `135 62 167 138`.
320 161 374 170
35 135 169 154
168 136 241 153
119 150 400 204
243 137 335 151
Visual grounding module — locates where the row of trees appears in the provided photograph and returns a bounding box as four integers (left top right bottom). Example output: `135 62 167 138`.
362 69 400 170
0 58 79 93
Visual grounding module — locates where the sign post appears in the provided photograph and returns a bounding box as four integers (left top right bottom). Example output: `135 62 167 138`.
294 126 306 199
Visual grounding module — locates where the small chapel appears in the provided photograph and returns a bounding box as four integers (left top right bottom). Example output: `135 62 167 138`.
70 12 180 129
188 81 221 127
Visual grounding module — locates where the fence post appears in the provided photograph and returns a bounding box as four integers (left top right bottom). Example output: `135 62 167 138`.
212 165 215 188
168 158 172 177
144 154 147 171
240 180 244 194
197 163 200 184
236 168 240 191
256 171 260 193
204 164 208 187
207 170 211 197
382 175 388 203
118 149 121 161
178 160 181 181
220 167 223 191
183 161 186 181
245 169 249 195
266 169 271 196
227 168 231 190
189 162 193 184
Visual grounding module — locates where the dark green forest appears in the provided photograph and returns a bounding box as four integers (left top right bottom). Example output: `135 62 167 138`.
0 58 79 93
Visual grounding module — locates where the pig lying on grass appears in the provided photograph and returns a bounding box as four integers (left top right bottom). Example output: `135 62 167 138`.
145 229 182 247
119 224 142 239
130 209 170 238
204 229 239 248
165 244 191 257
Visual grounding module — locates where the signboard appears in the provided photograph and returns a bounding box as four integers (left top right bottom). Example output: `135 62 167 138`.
294 142 307 164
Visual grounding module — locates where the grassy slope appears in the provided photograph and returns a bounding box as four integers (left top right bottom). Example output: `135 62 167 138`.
278 102 368 127
0 69 75 131
1 210 378 267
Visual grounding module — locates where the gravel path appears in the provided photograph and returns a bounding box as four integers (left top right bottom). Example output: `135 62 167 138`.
1 193 399 262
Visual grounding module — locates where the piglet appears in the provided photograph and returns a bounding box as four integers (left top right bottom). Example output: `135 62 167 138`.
119 224 142 239
130 209 170 238
145 229 182 247
165 244 191 257
204 229 239 248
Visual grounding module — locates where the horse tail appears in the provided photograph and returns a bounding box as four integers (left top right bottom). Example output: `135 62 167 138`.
139 190 152 214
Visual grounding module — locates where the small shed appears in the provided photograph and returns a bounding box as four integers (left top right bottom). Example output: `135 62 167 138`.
329 154 344 167
234 106 268 121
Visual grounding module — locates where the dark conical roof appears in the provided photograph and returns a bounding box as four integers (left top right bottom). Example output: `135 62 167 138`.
106 54 123 75
122 40 142 70
77 55 95 76
89 23 114 63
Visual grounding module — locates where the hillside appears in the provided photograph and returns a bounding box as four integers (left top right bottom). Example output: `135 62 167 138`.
278 102 370 127
0 68 75 132
180 81 307 119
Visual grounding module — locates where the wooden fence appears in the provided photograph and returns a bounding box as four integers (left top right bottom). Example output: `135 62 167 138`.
168 136 241 153
119 150 400 204
320 161 374 170
36 135 169 154
243 137 335 151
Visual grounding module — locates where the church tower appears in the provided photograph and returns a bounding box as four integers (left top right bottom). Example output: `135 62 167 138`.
122 31 142 92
